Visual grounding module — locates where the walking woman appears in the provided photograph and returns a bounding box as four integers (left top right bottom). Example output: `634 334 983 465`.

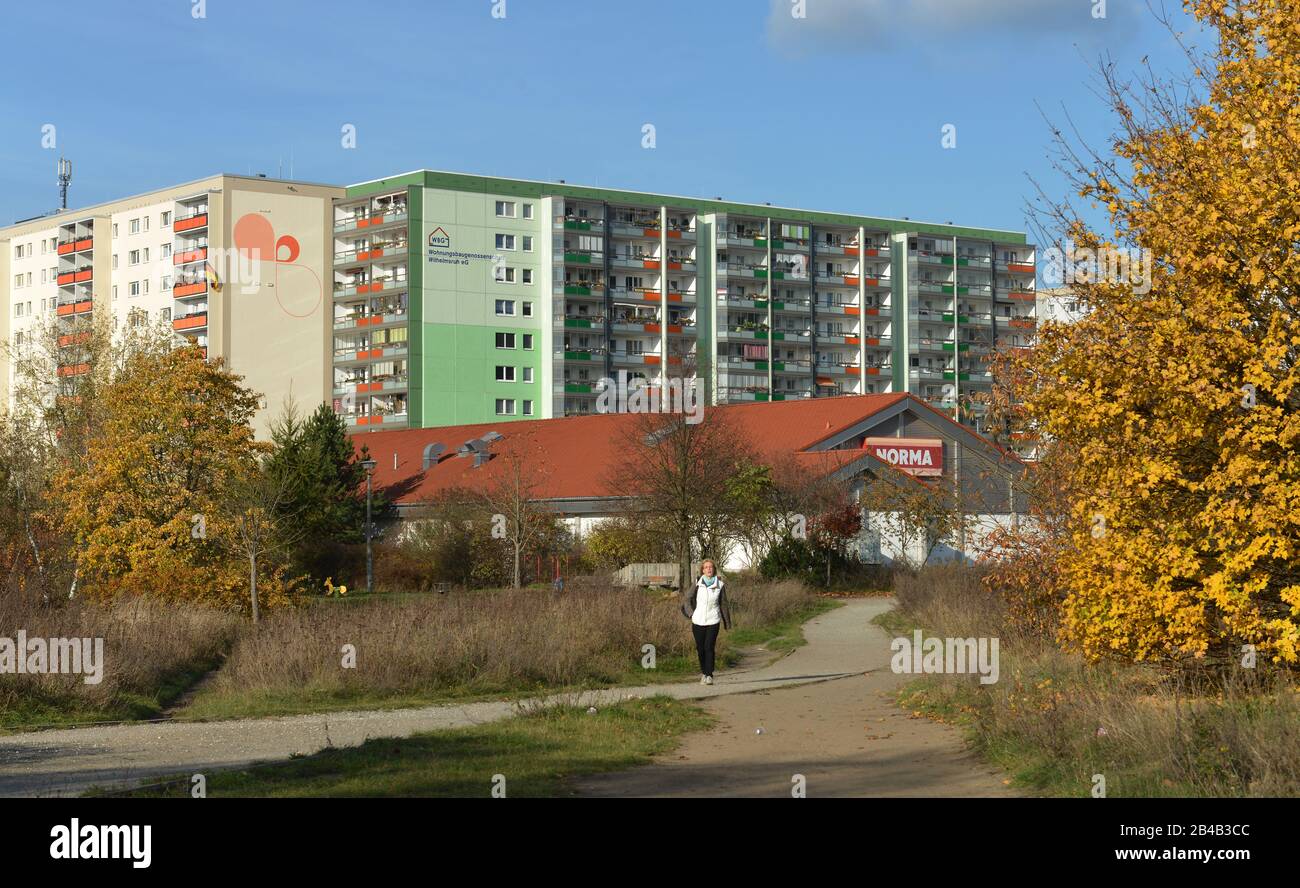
682 559 732 685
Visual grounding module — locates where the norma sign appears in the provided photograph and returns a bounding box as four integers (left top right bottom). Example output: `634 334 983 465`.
863 437 944 477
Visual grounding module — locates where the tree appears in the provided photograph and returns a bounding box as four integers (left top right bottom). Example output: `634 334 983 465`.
993 0 1300 663
264 401 371 581
220 455 306 623
50 344 295 611
860 468 969 572
609 408 755 593
473 439 552 588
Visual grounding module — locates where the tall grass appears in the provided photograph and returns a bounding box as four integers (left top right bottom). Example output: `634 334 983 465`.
182 575 812 719
889 564 1300 797
0 595 239 728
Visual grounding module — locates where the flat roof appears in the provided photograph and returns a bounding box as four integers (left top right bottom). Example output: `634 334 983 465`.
346 168 1030 244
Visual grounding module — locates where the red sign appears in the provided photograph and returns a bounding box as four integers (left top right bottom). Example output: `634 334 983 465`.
863 437 944 477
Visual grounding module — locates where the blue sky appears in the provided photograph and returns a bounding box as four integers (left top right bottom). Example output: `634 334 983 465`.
0 0 1202 235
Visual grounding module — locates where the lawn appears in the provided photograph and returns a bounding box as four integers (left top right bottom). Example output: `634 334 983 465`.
99 696 713 798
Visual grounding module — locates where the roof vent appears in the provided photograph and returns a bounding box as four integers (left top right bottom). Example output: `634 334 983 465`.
422 442 445 469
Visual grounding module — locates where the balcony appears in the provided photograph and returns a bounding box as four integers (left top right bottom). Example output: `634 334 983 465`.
174 247 207 266
333 278 407 299
333 311 409 332
333 209 408 234
174 281 208 299
334 242 408 266
173 312 209 332
174 212 208 233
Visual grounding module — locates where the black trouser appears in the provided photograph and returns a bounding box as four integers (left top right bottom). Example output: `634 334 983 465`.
692 622 720 677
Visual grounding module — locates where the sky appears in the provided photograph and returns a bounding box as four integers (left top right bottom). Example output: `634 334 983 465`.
0 0 1205 236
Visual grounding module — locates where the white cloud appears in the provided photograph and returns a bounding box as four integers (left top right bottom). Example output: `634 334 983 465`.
768 0 1141 55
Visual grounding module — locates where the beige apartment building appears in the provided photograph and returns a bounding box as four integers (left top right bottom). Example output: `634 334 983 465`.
0 174 342 434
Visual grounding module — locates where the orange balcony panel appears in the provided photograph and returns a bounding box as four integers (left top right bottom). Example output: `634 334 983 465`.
863 248 879 257
173 314 208 331
74 300 93 314
642 260 660 270
1008 318 1036 329
865 367 880 375
74 270 92 283
667 262 682 271
57 332 91 347
174 214 208 233
57 272 76 286
643 355 661 366
644 323 661 333
174 282 208 298
665 230 681 239
865 308 880 316
667 324 683 334
846 336 860 346
1007 263 1035 274
75 238 93 252
667 357 682 365
844 306 860 316
57 363 90 378
865 337 880 346
57 242 76 256
844 246 859 256
666 292 682 302
1008 291 1036 301
56 304 75 317
844 276 860 286
174 248 207 266
642 228 660 238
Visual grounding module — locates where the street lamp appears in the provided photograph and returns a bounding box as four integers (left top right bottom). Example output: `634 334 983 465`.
360 458 376 595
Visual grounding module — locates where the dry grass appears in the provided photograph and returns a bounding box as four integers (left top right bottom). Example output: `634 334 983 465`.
888 564 1300 797
182 575 814 720
0 595 239 729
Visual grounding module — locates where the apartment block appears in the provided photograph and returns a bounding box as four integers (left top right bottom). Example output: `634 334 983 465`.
332 171 1035 436
3 169 1035 442
0 175 343 433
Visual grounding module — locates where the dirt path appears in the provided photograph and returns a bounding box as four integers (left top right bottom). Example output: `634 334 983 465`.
574 599 1016 798
0 599 1012 797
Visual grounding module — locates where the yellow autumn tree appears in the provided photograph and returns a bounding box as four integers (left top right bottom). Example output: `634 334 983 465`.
51 344 299 612
994 0 1300 664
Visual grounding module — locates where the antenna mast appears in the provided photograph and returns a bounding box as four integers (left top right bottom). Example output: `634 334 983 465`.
57 157 72 210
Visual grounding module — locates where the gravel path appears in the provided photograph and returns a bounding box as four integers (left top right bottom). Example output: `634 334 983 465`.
0 600 879 797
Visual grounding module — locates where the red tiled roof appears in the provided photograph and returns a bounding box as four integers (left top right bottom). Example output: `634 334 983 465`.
352 392 969 505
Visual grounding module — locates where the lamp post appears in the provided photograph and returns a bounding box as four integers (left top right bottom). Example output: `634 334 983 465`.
360 458 376 595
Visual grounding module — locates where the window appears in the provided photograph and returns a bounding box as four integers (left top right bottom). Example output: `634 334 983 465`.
112 285 118 300
142 279 150 295
129 218 140 235
495 365 516 382
522 367 534 383
12 275 22 290
161 243 172 258
129 250 140 265
522 269 533 285
522 399 534 416
522 236 533 252
13 301 23 317
160 307 171 322
129 281 140 297
495 332 516 349
113 223 119 237
522 333 534 350
495 398 516 415
495 200 516 218
521 301 533 317
495 299 515 316
495 266 516 283
522 203 533 220
495 234 516 250
161 211 171 227
162 275 172 291
143 216 150 232
142 247 150 262
13 244 22 259
112 254 119 270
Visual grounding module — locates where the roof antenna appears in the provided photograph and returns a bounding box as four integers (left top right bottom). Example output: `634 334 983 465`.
57 157 72 210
